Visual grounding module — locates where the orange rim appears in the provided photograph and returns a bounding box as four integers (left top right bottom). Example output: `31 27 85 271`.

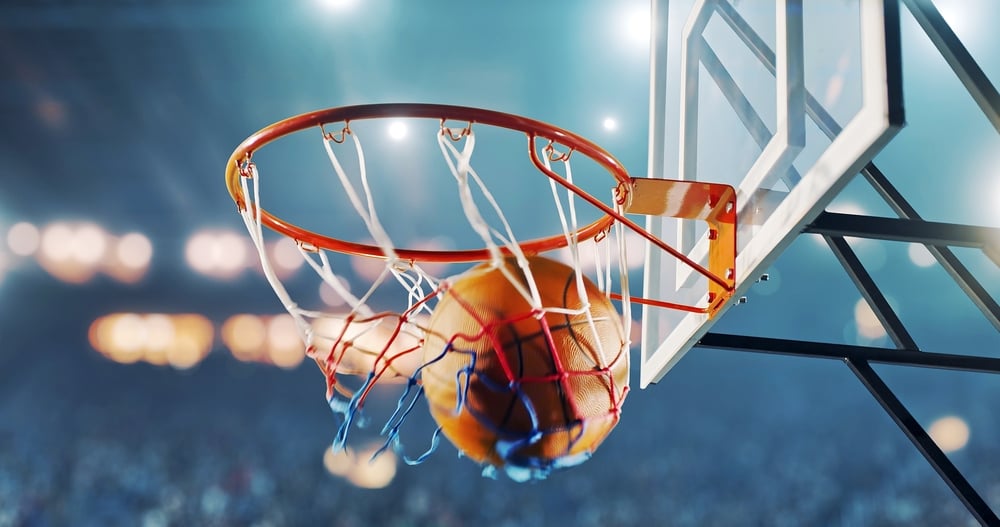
225 103 630 264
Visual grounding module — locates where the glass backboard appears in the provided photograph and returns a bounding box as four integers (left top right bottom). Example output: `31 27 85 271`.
641 0 904 387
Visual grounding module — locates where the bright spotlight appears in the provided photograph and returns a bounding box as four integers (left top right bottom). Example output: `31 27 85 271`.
602 117 618 131
320 0 356 10
388 121 408 141
623 6 651 47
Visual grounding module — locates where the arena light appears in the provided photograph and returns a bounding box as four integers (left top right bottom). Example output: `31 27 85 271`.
267 314 305 369
167 314 215 369
38 222 100 284
622 5 651 48
346 442 397 489
70 223 107 266
387 120 408 141
318 0 356 10
103 232 154 283
40 223 74 262
222 314 268 362
117 233 153 268
854 298 888 342
270 237 304 278
319 279 350 307
89 313 213 369
323 445 354 477
7 222 40 257
322 441 398 489
907 243 936 268
928 415 971 453
221 314 305 368
185 230 250 279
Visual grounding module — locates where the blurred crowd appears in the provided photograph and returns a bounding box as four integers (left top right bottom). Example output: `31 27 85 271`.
0 337 997 526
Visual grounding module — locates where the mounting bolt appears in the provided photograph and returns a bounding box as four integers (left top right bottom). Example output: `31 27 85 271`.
725 268 735 280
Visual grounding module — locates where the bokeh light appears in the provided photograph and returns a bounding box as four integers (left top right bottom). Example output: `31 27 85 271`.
71 223 107 265
908 243 936 268
89 313 213 369
7 222 40 257
603 117 618 131
267 314 306 369
270 237 304 278
319 279 350 307
322 442 398 489
347 442 397 489
168 315 215 369
222 314 268 363
185 230 249 279
350 252 388 283
927 415 970 453
854 298 887 341
37 222 104 284
221 314 305 369
117 233 154 270
323 446 354 477
102 232 153 284
40 223 74 262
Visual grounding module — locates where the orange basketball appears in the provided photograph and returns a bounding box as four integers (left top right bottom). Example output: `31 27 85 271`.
420 256 628 480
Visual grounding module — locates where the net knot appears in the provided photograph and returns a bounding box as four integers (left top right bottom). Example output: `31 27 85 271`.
544 141 574 163
440 119 473 141
237 156 256 179
320 121 352 143
613 180 631 206
594 226 611 243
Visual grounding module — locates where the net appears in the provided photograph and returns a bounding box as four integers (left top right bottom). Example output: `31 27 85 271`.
227 104 735 480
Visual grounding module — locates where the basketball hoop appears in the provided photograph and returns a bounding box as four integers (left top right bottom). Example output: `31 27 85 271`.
225 103 735 479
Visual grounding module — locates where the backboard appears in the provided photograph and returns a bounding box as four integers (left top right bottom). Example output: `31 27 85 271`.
641 0 904 387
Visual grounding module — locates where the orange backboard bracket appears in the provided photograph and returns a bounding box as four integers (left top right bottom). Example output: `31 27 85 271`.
625 178 736 317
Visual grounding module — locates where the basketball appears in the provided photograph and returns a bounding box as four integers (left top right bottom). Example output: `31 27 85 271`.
420 256 629 480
